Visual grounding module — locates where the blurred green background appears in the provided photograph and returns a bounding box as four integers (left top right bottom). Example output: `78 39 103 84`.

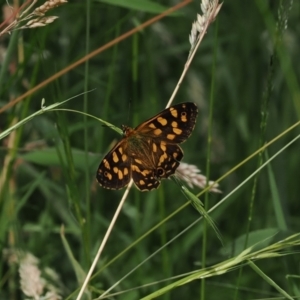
0 0 299 299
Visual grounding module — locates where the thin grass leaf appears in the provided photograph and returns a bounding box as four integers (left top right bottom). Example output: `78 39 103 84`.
141 233 300 299
60 225 87 287
180 185 222 243
0 92 95 141
265 151 288 231
248 260 294 300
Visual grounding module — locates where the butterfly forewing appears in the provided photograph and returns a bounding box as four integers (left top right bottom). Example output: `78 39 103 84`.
96 102 198 191
135 102 198 144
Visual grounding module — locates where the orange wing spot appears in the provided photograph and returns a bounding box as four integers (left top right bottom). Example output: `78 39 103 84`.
113 167 119 173
132 165 141 173
149 123 156 129
118 170 123 180
157 117 167 126
112 152 119 163
124 167 129 175
141 170 151 176
170 108 178 118
159 154 166 164
171 121 178 127
134 158 143 165
158 159 163 165
118 147 123 154
173 128 182 135
122 154 127 162
104 171 112 180
139 180 145 185
160 142 167 152
181 112 187 122
167 134 176 140
152 143 157 152
104 159 110 169
153 128 162 136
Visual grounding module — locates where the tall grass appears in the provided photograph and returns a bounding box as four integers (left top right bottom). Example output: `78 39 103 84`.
0 0 299 299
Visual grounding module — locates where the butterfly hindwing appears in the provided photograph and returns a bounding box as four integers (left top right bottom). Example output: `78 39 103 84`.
131 165 160 191
96 143 131 190
131 141 183 191
154 142 183 178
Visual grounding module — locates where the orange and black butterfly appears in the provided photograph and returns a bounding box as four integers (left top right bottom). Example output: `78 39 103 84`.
96 102 198 191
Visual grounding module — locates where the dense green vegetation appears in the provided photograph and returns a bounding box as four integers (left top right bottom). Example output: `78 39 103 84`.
0 0 299 299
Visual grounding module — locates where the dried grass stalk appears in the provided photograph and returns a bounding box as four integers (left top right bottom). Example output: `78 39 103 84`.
176 162 221 193
19 253 45 299
3 249 62 299
188 0 222 58
0 0 67 37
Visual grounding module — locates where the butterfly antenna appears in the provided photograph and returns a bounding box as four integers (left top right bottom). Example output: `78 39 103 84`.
127 98 132 124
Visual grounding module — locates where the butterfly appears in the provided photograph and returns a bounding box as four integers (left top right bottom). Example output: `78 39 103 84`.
96 102 198 191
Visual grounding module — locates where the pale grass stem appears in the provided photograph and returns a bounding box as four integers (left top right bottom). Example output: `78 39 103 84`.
166 0 222 108
75 180 134 300
77 1 223 299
